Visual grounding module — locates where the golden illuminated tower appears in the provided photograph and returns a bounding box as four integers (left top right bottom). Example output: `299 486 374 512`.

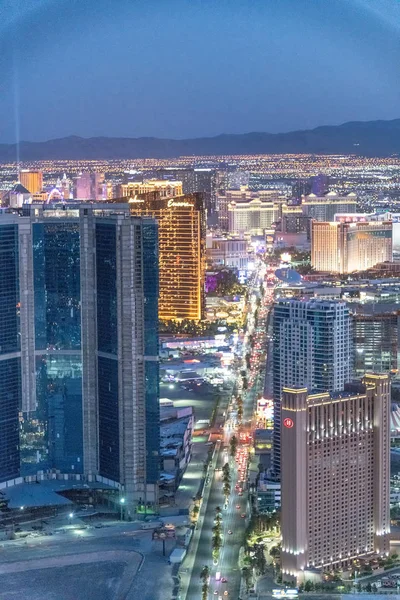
128 191 205 321
19 170 43 194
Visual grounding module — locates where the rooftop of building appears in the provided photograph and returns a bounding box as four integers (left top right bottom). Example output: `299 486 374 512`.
160 472 176 483
160 417 191 442
284 377 388 403
10 183 31 194
304 191 357 200
254 429 274 441
0 204 161 227
350 302 400 316
160 405 193 422
275 296 348 308
2 479 117 509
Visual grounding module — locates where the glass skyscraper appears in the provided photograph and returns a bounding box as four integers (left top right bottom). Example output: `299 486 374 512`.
31 222 83 474
0 224 21 482
0 204 160 510
272 299 351 478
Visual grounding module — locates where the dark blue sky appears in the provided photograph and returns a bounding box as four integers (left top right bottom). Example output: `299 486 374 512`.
0 0 399 142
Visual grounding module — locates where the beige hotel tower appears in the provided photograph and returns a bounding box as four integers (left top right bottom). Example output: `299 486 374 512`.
281 373 391 583
311 220 392 273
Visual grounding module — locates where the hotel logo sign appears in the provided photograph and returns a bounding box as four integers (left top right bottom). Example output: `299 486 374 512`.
167 199 193 208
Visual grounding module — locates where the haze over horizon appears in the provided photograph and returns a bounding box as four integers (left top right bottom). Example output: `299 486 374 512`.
0 115 399 146
0 0 399 144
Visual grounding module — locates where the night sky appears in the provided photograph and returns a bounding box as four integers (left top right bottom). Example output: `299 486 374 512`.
0 0 399 143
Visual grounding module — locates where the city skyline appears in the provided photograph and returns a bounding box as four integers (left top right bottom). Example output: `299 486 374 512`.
0 0 399 597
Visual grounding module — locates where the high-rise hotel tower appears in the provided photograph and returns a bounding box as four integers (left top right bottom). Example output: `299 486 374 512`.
281 374 390 582
272 299 351 477
311 220 392 273
19 170 43 194
0 203 159 509
128 190 206 322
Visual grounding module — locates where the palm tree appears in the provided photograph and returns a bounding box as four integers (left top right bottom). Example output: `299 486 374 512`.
202 581 209 600
212 524 221 536
223 482 231 499
242 567 252 592
200 565 210 583
212 533 222 551
230 435 238 457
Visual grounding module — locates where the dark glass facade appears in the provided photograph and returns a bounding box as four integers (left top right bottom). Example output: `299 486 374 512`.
97 356 119 481
96 223 117 355
142 221 160 484
96 223 119 480
33 355 83 473
2 210 159 499
0 359 21 482
0 225 20 482
33 223 81 351
21 222 84 476
0 225 20 354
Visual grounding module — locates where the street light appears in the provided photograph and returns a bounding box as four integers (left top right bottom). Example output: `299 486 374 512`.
120 497 125 521
68 512 74 524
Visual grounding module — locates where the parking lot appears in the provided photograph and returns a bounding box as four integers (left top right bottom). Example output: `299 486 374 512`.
0 523 174 600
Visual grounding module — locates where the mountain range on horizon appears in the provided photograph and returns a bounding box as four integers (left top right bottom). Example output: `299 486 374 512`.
1 118 400 161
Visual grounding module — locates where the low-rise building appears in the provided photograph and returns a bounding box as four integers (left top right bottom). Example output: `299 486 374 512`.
256 476 281 513
160 405 194 493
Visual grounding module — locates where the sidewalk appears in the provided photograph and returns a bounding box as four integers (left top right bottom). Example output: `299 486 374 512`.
178 442 220 600
173 438 209 512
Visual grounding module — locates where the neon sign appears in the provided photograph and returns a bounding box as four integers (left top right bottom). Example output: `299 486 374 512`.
167 199 193 208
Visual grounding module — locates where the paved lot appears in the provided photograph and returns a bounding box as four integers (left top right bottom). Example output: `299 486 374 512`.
0 524 174 600
160 380 218 424
0 560 127 600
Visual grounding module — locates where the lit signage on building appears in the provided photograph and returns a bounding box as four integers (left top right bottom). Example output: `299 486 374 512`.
283 417 294 429
257 398 273 420
167 199 193 208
